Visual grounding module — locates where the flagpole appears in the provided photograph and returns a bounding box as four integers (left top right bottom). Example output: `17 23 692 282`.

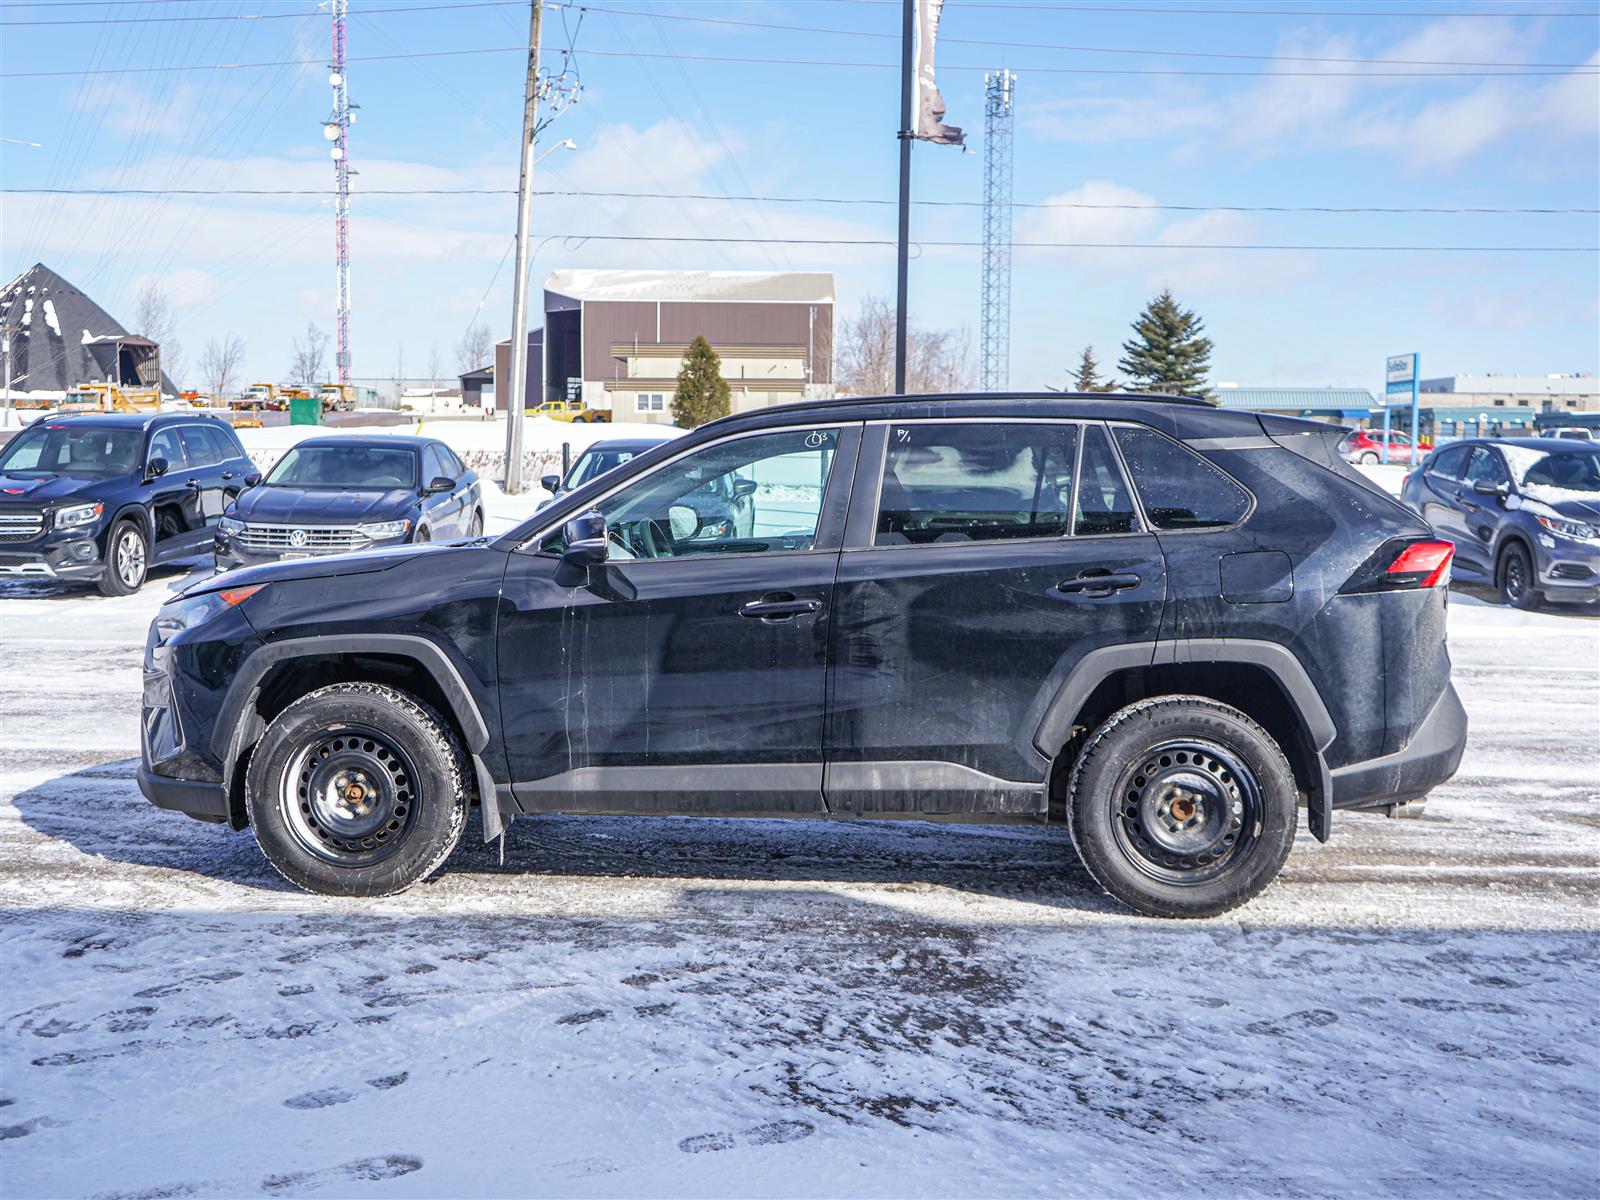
894 0 914 396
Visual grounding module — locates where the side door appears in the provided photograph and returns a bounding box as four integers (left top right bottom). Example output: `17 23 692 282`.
1453 446 1512 575
175 425 226 524
418 444 460 535
497 422 860 814
438 444 478 535
142 426 205 558
824 420 1167 817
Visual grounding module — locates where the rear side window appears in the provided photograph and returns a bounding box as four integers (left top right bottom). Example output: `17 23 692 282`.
876 423 1079 545
178 426 221 467
1112 426 1251 530
1074 426 1139 535
1428 445 1469 480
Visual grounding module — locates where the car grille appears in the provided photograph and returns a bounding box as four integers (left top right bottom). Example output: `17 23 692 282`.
0 512 45 542
236 523 369 551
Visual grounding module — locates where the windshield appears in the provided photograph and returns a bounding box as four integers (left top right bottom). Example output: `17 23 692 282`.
265 445 417 489
0 424 142 478
1500 445 1600 498
564 447 643 489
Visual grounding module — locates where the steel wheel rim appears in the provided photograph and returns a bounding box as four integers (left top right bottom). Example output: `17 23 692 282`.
1504 552 1526 600
280 724 420 866
116 529 145 585
1109 737 1263 886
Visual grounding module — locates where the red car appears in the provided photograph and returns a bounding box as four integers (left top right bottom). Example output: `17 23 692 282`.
1339 428 1427 466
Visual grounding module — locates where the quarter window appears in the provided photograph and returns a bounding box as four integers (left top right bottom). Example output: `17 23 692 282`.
548 428 839 560
875 423 1079 546
1112 426 1251 530
1074 426 1139 536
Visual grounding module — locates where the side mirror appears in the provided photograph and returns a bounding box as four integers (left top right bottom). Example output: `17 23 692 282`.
424 475 456 496
243 471 263 489
540 473 561 494
145 456 170 479
555 510 609 586
1472 478 1510 499
732 477 759 499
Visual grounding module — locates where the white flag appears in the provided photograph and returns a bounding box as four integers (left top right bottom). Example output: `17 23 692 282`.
914 0 964 146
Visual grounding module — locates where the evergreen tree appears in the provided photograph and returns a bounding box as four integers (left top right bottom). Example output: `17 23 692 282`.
671 335 731 429
1117 289 1213 397
1072 345 1116 393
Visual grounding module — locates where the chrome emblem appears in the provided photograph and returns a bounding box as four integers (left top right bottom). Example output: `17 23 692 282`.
288 529 309 548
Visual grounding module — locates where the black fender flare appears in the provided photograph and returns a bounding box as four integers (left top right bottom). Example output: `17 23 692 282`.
102 502 153 552
1032 639 1337 841
211 633 512 840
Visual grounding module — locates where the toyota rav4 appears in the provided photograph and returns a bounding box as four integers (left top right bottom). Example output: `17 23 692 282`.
137 393 1468 917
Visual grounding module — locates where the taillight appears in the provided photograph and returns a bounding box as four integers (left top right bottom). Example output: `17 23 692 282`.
1340 538 1454 594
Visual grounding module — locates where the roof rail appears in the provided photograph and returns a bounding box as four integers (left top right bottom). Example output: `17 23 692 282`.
790 390 1218 412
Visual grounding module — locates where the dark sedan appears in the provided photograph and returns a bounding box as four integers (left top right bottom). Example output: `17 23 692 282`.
214 435 481 570
539 434 674 503
1402 437 1600 608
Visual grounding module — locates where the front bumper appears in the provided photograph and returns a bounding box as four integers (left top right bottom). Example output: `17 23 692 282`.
1535 541 1600 605
0 528 108 580
1329 682 1468 810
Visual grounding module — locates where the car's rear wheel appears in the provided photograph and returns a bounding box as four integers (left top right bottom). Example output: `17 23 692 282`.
245 683 467 896
1498 541 1539 610
1358 451 1379 465
97 519 148 596
1066 697 1298 918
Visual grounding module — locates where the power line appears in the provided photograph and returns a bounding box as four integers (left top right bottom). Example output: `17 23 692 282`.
8 0 1593 71
8 186 1595 215
860 0 1600 16
9 44 1590 79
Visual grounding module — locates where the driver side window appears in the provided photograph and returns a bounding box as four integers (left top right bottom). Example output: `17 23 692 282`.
148 428 186 470
546 428 839 561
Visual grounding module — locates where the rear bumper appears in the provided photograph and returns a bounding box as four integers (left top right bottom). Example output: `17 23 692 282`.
1329 682 1468 810
137 765 229 823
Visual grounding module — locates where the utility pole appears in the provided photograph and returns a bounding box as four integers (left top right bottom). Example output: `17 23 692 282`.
327 0 354 387
504 0 545 495
894 0 914 396
979 70 1015 393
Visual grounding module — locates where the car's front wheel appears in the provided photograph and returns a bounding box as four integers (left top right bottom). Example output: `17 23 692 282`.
1498 541 1539 610
245 683 468 896
98 519 148 596
1066 697 1298 918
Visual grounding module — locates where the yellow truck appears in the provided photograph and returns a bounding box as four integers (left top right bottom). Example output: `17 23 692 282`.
57 382 162 413
529 398 610 424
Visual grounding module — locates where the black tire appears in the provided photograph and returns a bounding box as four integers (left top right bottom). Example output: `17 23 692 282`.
414 524 431 544
244 683 468 897
1498 541 1539 610
1066 696 1298 919
97 519 148 596
466 509 483 538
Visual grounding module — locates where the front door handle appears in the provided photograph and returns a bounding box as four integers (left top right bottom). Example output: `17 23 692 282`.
1055 571 1142 597
739 595 823 621
185 478 201 490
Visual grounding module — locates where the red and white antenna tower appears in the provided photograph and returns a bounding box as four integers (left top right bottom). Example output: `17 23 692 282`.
325 0 355 384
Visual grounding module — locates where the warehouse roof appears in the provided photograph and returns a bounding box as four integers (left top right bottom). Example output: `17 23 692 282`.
0 263 176 396
545 269 834 305
1213 386 1378 412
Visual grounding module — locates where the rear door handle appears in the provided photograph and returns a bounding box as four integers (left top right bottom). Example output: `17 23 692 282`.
1055 571 1142 596
739 596 823 620
185 478 201 489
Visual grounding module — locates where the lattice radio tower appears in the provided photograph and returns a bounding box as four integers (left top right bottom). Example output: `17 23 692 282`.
980 70 1015 392
325 0 355 384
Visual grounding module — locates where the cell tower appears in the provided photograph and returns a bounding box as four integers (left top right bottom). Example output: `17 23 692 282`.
979 70 1015 392
325 0 354 385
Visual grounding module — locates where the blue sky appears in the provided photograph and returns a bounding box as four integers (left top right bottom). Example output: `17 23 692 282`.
2 0 1597 393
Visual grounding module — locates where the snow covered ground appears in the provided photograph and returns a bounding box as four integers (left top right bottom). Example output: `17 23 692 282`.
1 569 1597 1196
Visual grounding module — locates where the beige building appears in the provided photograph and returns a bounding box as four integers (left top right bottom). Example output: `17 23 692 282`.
542 269 835 424
1419 373 1598 414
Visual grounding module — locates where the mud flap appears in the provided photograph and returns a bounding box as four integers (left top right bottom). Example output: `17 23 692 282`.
1309 756 1332 843
472 754 515 849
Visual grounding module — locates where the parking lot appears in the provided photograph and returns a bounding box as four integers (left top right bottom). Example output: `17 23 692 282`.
1 562 1596 1197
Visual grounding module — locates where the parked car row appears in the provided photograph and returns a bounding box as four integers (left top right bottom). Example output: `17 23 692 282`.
0 413 482 593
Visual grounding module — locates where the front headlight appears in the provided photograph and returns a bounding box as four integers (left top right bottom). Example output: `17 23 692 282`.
55 501 104 530
357 518 412 540
218 515 245 534
1535 514 1599 542
146 583 264 666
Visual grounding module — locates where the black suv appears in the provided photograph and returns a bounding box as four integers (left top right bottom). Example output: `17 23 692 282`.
0 412 256 594
137 394 1467 917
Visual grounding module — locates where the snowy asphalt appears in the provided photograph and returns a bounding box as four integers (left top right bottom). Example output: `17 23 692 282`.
1 562 1596 1198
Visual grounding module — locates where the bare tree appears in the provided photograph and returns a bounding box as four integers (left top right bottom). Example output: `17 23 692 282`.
133 280 181 391
836 295 976 396
289 322 329 388
454 320 494 374
200 334 246 401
